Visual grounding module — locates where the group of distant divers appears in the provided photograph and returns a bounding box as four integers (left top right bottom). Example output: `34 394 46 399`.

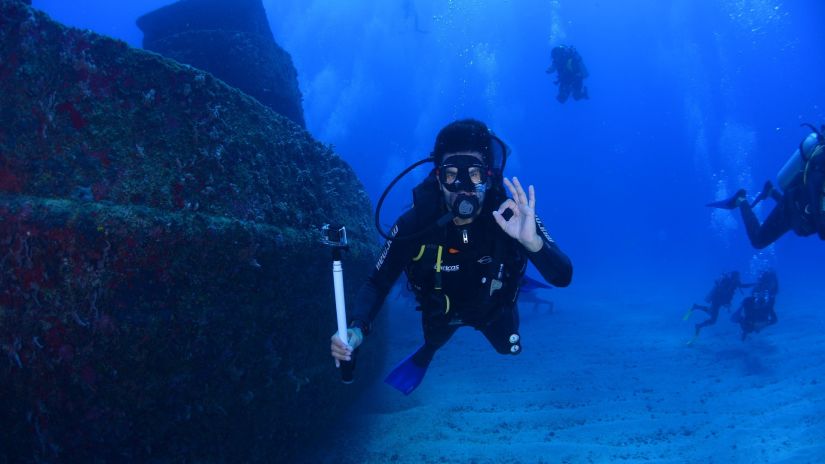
551 45 823 345
684 124 824 344
684 269 778 345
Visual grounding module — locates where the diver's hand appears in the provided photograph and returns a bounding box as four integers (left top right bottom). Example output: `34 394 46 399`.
330 328 363 368
493 177 543 252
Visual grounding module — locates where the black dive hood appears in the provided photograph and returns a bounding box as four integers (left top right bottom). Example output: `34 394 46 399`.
374 133 510 241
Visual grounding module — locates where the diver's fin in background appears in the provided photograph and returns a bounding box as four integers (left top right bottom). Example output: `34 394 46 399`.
750 181 781 208
682 308 693 321
520 275 552 292
706 189 746 210
384 347 431 395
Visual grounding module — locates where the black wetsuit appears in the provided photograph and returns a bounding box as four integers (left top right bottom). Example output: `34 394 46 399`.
736 294 778 340
739 184 817 248
731 271 778 340
693 273 747 334
739 152 825 248
350 206 572 363
547 47 589 103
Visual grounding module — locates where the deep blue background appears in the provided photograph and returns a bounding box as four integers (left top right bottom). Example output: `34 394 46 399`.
32 0 825 299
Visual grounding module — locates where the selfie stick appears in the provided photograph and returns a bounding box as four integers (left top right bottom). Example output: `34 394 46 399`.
322 224 354 383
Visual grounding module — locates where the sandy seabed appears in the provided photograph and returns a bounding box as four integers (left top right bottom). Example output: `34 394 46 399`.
310 288 825 464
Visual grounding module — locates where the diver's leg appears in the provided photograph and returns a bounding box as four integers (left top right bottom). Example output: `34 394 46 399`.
695 306 719 330
694 305 720 336
692 303 711 314
706 306 720 325
557 84 571 103
416 313 459 364
480 305 521 355
738 299 757 340
572 82 582 100
572 80 588 100
738 201 791 249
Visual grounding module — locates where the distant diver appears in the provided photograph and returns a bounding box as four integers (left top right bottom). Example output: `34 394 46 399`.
546 45 589 103
730 270 779 341
707 124 825 248
684 271 751 345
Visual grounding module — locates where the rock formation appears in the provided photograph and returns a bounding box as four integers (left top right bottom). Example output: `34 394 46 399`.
0 2 381 462
137 0 306 128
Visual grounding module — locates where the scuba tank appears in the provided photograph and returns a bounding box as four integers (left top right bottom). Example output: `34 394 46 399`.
777 125 824 191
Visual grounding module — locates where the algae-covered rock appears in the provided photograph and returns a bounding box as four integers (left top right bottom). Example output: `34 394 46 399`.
137 0 306 128
0 1 381 462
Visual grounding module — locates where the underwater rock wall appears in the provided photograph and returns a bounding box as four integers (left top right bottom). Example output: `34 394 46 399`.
0 1 380 462
137 0 307 128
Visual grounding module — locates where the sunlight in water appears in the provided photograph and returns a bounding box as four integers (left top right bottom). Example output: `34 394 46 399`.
723 0 789 36
548 0 566 45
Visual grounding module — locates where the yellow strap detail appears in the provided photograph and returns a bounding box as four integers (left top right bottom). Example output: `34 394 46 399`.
412 245 426 262
435 245 443 290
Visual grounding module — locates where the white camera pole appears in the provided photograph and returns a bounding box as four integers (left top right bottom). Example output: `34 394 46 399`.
333 258 348 348
322 224 354 383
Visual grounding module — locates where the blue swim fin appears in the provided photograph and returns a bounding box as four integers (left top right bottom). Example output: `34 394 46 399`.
384 347 430 395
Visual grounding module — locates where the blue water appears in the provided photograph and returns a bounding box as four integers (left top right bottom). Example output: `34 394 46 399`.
30 0 825 461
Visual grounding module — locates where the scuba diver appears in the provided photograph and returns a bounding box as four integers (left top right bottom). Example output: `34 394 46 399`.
707 124 825 248
684 270 752 344
731 269 779 341
546 45 589 103
329 119 573 395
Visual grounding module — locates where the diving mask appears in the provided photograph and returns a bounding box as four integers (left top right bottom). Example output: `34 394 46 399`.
438 155 488 219
437 155 489 193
